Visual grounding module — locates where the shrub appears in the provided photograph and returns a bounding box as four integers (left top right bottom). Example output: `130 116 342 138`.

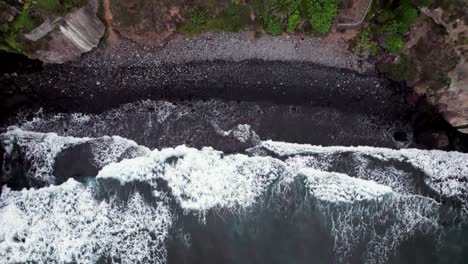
384 34 405 53
265 15 282 36
177 4 207 36
181 3 250 34
306 0 338 34
377 10 395 23
438 75 452 85
398 4 418 26
216 3 250 32
352 28 379 56
383 20 409 33
378 55 416 81
177 22 204 36
286 10 301 32
251 0 266 15
189 9 207 25
269 0 299 18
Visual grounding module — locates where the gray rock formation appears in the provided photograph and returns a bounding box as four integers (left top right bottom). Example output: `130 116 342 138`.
25 0 105 63
0 1 18 23
421 7 468 134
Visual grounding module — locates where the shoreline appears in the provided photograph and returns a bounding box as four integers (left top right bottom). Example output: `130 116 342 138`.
0 30 391 116
0 32 467 151
87 32 375 74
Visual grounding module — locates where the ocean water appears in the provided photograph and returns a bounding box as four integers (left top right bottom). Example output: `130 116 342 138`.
1 101 467 264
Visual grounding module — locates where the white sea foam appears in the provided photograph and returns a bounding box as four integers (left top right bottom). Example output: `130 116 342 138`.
86 136 151 167
285 153 418 195
1 128 88 185
1 128 150 185
324 194 440 264
1 131 465 263
301 169 392 203
257 141 468 201
0 179 172 263
225 124 261 143
96 144 446 263
98 145 286 211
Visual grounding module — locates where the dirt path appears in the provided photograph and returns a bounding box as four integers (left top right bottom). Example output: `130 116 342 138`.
103 0 118 44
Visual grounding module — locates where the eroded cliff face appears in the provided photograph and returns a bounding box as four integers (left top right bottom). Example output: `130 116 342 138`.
424 6 468 134
403 3 468 134
108 0 184 46
29 0 105 63
0 0 105 64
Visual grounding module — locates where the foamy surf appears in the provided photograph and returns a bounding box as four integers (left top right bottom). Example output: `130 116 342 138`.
1 128 467 263
0 179 172 263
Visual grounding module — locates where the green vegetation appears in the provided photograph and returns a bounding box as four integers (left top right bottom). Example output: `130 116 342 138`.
178 0 339 37
286 10 301 33
348 0 434 83
265 14 282 36
378 55 416 81
178 2 250 35
212 3 250 32
384 34 405 54
351 29 379 56
438 75 452 86
398 4 418 26
382 20 409 34
350 0 425 62
0 0 85 53
306 0 337 34
255 31 263 38
270 0 293 18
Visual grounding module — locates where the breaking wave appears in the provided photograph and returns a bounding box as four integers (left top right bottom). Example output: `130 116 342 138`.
1 128 467 263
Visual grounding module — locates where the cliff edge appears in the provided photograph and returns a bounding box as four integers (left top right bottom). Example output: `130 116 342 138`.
0 0 104 63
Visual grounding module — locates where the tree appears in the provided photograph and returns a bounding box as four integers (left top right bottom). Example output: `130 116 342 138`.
398 4 418 26
286 10 301 32
265 15 282 36
269 0 292 18
306 0 338 34
384 34 405 54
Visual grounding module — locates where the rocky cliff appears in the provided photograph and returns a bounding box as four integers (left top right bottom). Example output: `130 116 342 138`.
0 0 105 63
402 1 468 134
108 0 184 46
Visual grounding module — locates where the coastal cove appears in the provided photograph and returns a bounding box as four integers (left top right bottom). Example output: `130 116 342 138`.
1 33 467 151
0 15 467 263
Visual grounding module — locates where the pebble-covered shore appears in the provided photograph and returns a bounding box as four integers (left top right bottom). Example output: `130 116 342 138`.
1 32 467 151
85 32 374 74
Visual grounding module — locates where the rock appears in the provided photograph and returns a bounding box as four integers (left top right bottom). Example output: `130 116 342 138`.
416 130 450 149
23 17 57 42
403 4 468 134
28 0 105 63
110 0 184 46
53 137 150 184
0 0 105 64
433 132 450 148
0 2 18 23
444 57 468 134
211 123 262 152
